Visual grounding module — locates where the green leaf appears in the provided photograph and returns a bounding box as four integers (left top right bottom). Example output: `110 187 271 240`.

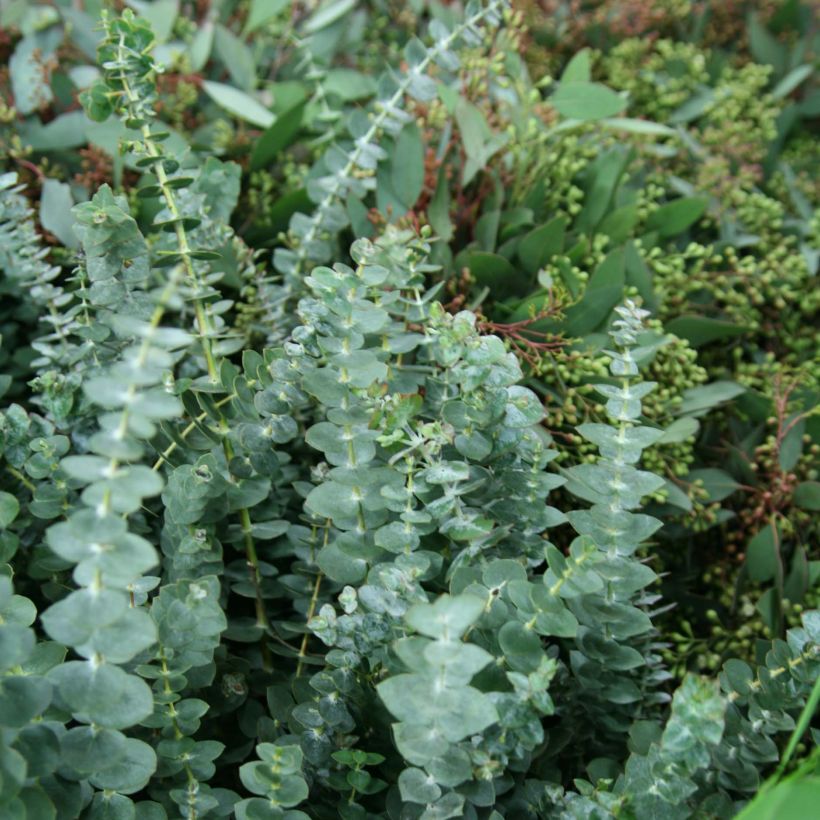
422 462 470 484
85 791 137 820
737 779 820 820
202 81 274 128
303 0 357 33
323 68 377 101
576 423 664 460
330 349 387 387
47 513 158 588
60 725 128 775
214 24 256 91
656 417 699 444
189 20 214 72
587 248 626 291
455 98 489 164
660 478 693 512
250 99 307 171
427 750 472 790
517 216 567 274
0 582 36 627
576 627 644 671
784 546 810 604
22 111 89 150
378 673 498 742
779 417 805 471
0 624 35 673
399 767 441 804
42 573 156 651
375 160 408 221
244 0 289 34
0 491 20 529
746 524 780 583
240 762 308 806
748 13 787 76
564 247 625 336
794 481 820 511
256 743 303 772
677 381 746 416
317 541 367 584
599 204 639 245
126 0 178 43
394 723 448 769
666 315 748 347
686 468 740 502
19 642 66 676
305 422 377 468
406 594 484 641
13 723 61 778
504 386 544 427
61 8 102 60
576 147 632 235
89 738 156 794
551 81 627 121
482 559 528 588
670 89 715 124
0 676 52 727
49 662 154 729
570 463 665 509
10 31 59 115
722 658 754 696
531 597 578 637
498 621 543 672
601 118 677 137
422 642 494 683
429 165 453 242
236 799 309 820
645 197 708 238
772 65 814 99
424 793 466 819
561 49 592 83
375 521 420 553
460 251 529 299
391 123 424 210
454 99 506 184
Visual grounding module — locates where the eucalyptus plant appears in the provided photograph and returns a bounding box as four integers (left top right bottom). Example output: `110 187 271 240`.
267 0 510 340
0 3 818 820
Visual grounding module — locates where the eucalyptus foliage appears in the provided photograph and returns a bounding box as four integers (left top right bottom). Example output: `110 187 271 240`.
1 3 818 820
265 0 508 341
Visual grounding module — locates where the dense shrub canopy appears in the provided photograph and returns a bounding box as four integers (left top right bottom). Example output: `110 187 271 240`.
0 1 818 819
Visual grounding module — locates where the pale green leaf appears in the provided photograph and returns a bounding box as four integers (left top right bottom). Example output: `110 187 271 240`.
202 81 274 127
552 81 627 121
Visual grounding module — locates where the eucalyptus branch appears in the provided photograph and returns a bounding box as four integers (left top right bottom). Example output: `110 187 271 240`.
88 9 272 649
272 0 509 332
0 174 85 376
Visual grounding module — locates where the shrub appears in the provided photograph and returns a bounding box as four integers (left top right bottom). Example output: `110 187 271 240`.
0 2 817 819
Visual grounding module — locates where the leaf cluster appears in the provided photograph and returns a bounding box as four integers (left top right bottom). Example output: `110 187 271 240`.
0 2 818 820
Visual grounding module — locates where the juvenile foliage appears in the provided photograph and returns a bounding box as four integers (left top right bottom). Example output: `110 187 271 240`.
269 0 509 338
0 2 817 819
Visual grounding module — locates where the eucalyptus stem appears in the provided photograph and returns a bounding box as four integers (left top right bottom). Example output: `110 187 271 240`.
159 649 200 820
152 393 235 471
114 44 218 381
112 26 270 650
101 266 184 517
276 0 507 299
5 465 35 493
296 569 324 679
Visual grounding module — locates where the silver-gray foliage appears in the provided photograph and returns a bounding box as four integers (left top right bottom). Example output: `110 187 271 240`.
0 8 818 820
